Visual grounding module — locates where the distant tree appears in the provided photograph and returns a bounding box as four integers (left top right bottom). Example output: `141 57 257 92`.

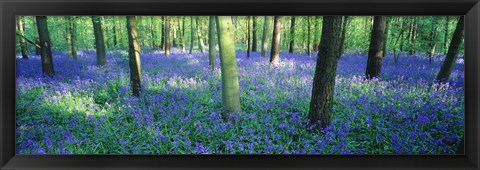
92 16 107 66
261 16 271 57
312 16 321 53
189 16 195 55
150 16 157 48
165 16 171 56
208 16 216 70
65 17 73 56
270 16 282 65
36 16 54 77
436 16 464 83
392 17 406 64
382 17 390 57
216 16 242 116
427 17 439 64
196 17 206 53
181 17 186 52
69 17 78 60
113 17 118 48
339 16 351 56
288 16 296 53
246 16 251 58
126 16 142 97
444 16 450 54
307 16 311 56
161 16 165 50
307 16 343 129
252 16 258 52
16 16 28 59
407 16 418 55
365 16 387 79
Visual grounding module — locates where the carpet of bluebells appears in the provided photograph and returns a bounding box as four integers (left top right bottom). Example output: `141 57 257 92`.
16 48 464 154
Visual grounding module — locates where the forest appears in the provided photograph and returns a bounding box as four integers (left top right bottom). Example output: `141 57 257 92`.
15 16 464 154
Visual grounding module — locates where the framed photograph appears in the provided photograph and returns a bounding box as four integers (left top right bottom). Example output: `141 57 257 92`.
1 0 479 169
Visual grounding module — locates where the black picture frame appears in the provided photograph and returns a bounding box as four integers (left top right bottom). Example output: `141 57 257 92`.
1 0 479 169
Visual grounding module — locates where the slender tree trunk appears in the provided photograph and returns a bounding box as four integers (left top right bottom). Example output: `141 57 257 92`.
64 17 73 56
150 16 156 48
216 16 242 116
182 17 186 52
17 16 28 59
288 16 296 53
383 16 390 57
436 16 464 83
113 17 118 48
365 16 387 79
270 16 283 65
339 16 350 56
261 16 271 57
208 16 216 70
393 17 405 64
36 16 54 77
35 38 42 55
252 16 258 52
444 16 450 55
126 16 142 97
246 16 251 58
197 17 205 53
189 16 195 54
427 17 439 64
164 16 171 56
308 16 343 129
307 16 311 56
92 16 107 66
313 16 320 53
161 16 165 50
68 17 78 60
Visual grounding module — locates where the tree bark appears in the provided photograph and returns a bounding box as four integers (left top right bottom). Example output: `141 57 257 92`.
444 16 450 55
165 16 171 56
36 16 54 77
208 16 216 70
383 17 390 57
126 16 143 97
196 17 205 53
313 16 320 53
189 16 195 54
288 16 296 53
436 16 464 83
308 16 343 129
246 16 251 58
339 16 350 56
68 17 78 60
307 16 311 56
270 16 282 65
65 17 73 56
216 16 242 116
252 16 258 52
365 16 387 79
92 16 107 66
261 16 271 57
16 16 28 59
161 16 165 50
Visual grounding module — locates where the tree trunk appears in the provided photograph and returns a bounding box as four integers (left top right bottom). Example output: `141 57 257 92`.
308 16 343 129
427 17 439 64
165 16 171 56
196 17 205 53
150 16 156 48
365 16 387 79
35 38 42 55
246 16 251 58
68 17 78 60
261 16 271 57
126 16 142 97
36 16 54 77
17 16 28 59
393 17 406 64
216 16 242 116
270 16 282 65
288 16 296 53
182 17 186 52
189 16 195 54
208 16 216 71
339 16 350 56
161 16 165 50
307 16 311 56
64 17 73 56
444 16 450 55
113 17 118 48
92 16 107 66
436 16 464 83
252 16 258 52
383 16 390 57
313 16 320 53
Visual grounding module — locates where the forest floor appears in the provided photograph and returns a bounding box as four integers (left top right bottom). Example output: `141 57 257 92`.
15 48 464 154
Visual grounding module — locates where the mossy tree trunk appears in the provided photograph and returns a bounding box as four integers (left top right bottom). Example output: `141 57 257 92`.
126 16 143 97
270 16 282 65
307 16 343 129
92 16 107 66
365 16 387 79
16 16 28 59
436 16 464 83
36 16 54 77
208 16 216 71
216 16 242 117
261 16 271 57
